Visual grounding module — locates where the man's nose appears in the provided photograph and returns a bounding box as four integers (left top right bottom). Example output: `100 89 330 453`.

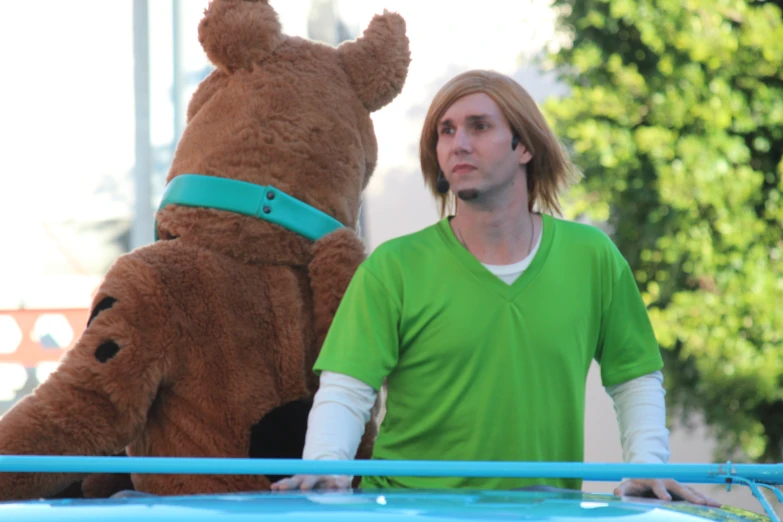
453 128 471 153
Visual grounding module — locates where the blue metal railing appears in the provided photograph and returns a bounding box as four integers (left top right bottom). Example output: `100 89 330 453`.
1 457 781 520
0 456 779 483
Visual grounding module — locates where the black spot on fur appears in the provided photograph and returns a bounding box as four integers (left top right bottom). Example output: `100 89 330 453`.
249 397 313 483
50 480 85 499
87 297 118 327
95 341 121 363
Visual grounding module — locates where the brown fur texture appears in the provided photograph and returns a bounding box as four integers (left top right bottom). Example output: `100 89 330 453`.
0 0 409 500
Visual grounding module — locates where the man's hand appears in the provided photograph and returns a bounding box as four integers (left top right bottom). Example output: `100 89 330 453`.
614 479 721 507
271 475 352 491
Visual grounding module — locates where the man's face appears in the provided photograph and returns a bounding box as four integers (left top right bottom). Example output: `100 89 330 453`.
436 92 531 201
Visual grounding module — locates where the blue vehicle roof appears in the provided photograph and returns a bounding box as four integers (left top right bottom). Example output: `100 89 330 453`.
0 489 769 522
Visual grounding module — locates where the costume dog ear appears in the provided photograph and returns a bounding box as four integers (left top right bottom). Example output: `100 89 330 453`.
337 10 411 112
198 0 283 73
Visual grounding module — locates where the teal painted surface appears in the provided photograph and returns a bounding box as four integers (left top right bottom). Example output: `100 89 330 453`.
0 490 766 522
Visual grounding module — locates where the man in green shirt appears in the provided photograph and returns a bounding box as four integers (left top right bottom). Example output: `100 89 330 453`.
273 70 717 506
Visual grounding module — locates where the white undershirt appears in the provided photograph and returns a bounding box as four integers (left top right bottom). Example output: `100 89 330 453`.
304 219 670 467
480 222 542 284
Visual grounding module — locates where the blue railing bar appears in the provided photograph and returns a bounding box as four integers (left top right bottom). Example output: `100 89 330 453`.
727 476 780 522
1 457 782 484
760 483 783 504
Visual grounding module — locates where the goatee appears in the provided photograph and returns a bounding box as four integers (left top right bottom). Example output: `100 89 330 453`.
457 189 479 201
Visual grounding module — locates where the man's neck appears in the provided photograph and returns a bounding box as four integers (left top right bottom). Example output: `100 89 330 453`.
451 201 539 266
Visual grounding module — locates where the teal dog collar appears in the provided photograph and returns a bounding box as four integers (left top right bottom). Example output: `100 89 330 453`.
154 174 344 241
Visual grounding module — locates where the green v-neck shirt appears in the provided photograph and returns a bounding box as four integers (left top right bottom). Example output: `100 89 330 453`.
313 214 663 490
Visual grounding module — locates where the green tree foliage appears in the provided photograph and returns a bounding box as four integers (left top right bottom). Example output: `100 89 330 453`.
544 0 783 461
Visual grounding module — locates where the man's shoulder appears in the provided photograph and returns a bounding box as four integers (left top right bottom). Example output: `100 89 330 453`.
365 220 446 267
547 215 628 273
549 215 618 253
550 214 609 241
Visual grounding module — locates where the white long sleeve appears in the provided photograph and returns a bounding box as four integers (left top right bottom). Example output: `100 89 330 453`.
302 371 377 461
304 368 670 467
605 370 671 464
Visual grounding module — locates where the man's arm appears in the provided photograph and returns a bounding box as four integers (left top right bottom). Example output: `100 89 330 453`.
606 371 720 506
604 370 670 464
272 371 376 491
304 371 378 460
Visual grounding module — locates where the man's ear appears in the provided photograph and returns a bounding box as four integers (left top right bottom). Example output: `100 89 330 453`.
517 146 533 166
337 10 411 112
512 134 533 165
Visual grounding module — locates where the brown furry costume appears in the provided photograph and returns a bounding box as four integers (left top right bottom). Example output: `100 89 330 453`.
0 0 409 500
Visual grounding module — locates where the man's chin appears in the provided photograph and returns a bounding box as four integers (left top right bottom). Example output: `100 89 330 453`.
456 189 480 201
